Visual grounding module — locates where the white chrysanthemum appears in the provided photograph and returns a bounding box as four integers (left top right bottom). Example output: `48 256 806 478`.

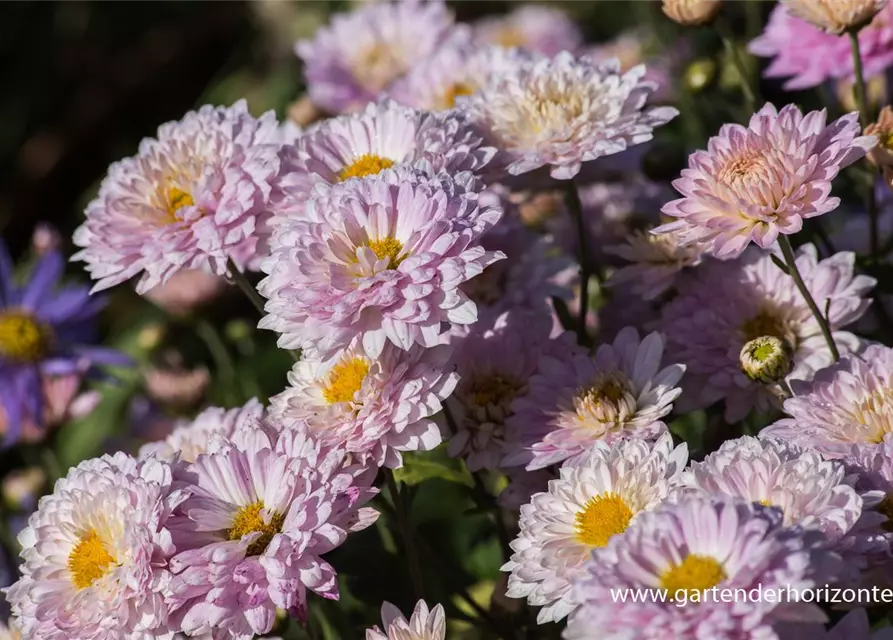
366 600 446 640
503 434 688 623
462 52 677 179
138 398 264 463
606 228 708 300
4 453 186 639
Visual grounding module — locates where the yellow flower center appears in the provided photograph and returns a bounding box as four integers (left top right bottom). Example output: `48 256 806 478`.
740 310 791 345
68 529 116 589
166 186 195 215
575 372 636 427
468 373 523 408
877 494 893 532
0 311 52 362
442 82 475 109
323 357 370 404
228 501 285 556
339 154 395 181
718 149 768 185
353 43 403 92
574 493 634 547
659 554 727 601
883 131 893 151
758 498 773 507
495 26 525 48
361 237 405 270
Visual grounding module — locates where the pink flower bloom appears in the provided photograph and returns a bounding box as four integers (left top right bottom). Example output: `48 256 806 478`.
656 104 876 259
503 327 685 470
269 340 457 469
166 427 378 639
472 4 582 56
73 101 284 294
462 52 677 179
749 3 893 90
661 245 874 422
144 269 227 316
4 453 187 639
296 0 461 114
366 600 446 640
259 167 504 362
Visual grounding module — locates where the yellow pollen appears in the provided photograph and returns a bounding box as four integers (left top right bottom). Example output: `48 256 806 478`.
581 375 628 406
442 82 475 109
68 529 116 589
884 131 893 150
495 27 525 48
877 494 893 532
468 373 523 407
0 311 51 362
660 554 727 601
323 357 370 404
338 154 395 181
758 498 773 507
228 501 285 556
364 237 405 270
741 310 790 344
167 186 194 213
574 493 634 547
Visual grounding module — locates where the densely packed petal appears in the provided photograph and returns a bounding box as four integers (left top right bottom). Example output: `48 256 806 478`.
366 600 446 640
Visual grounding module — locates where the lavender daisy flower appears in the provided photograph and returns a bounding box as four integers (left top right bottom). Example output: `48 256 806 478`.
366 601 446 640
462 52 678 179
566 498 841 640
167 426 378 638
655 104 876 259
269 340 457 469
73 100 284 293
661 245 874 421
0 243 127 445
503 327 685 470
296 0 461 114
472 5 582 56
763 344 893 456
259 166 504 362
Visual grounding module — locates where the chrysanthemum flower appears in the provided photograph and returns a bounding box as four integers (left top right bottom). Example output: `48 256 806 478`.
566 498 841 640
73 100 284 294
366 600 446 640
503 327 685 470
749 3 893 90
661 0 723 26
763 344 893 457
462 52 678 179
259 166 504 361
661 245 874 421
446 308 576 471
4 453 186 639
0 243 128 445
472 4 582 55
166 427 378 638
655 103 875 258
503 434 687 623
606 228 708 300
144 269 227 316
783 0 887 35
138 398 265 463
269 340 457 469
296 0 461 114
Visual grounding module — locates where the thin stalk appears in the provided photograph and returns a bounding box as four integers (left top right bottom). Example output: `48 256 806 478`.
849 32 881 261
385 470 425 600
564 181 591 346
226 257 266 315
777 236 839 361
195 319 239 404
718 19 758 113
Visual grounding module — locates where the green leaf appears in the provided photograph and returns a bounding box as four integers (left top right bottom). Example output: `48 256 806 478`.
392 446 474 488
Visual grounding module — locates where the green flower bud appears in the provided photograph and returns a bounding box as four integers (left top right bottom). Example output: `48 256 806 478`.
740 336 794 384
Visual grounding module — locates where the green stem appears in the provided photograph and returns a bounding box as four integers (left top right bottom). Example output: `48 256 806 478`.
385 469 425 600
777 236 839 361
564 181 591 346
849 31 871 127
718 20 758 114
195 319 240 404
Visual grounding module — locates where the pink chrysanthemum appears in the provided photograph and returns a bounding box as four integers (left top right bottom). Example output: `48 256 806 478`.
503 327 685 470
73 100 284 294
269 340 457 469
166 426 378 638
472 4 582 56
749 3 893 91
446 308 577 471
763 344 893 457
661 245 874 422
4 453 186 639
138 398 265 464
503 434 687 624
462 52 677 179
295 0 461 114
259 166 504 362
655 103 875 259
366 600 446 640
566 498 842 640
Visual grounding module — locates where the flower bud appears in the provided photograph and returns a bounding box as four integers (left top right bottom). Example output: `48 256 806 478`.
782 0 886 35
866 105 893 168
684 58 717 93
661 0 722 27
740 336 794 384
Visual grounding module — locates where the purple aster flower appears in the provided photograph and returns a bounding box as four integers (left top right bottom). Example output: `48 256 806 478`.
503 327 685 470
296 0 462 114
462 52 678 179
661 245 874 422
472 5 582 56
166 426 378 638
259 166 504 362
655 104 876 259
73 100 285 293
0 243 127 445
749 3 893 91
566 498 842 640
